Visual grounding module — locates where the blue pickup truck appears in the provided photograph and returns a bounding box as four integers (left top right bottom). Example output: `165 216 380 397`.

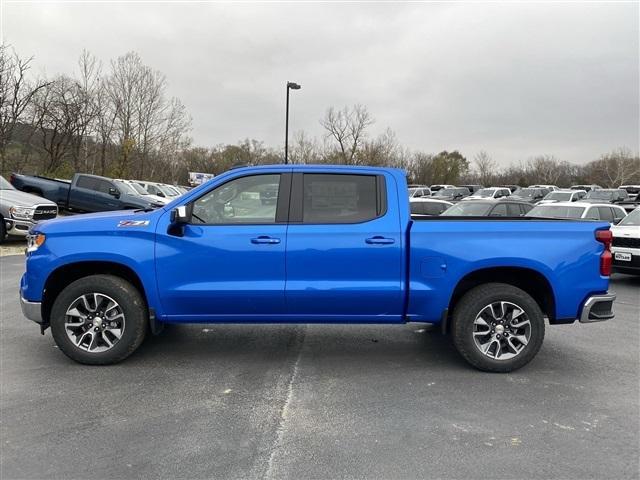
19 165 616 372
10 173 162 212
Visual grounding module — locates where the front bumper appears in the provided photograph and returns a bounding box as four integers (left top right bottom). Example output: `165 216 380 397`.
20 295 43 324
579 293 616 323
4 217 35 237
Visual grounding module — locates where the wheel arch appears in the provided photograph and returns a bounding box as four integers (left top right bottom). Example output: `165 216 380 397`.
42 261 149 326
445 266 556 333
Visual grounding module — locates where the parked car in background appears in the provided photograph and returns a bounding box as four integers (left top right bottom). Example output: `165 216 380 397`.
114 179 170 205
571 184 601 192
442 199 533 217
429 184 455 195
408 185 432 198
530 184 559 191
10 173 162 213
618 185 640 200
463 187 511 200
499 185 521 193
20 164 616 372
1 176 58 243
409 197 452 217
526 202 627 224
510 187 548 203
582 189 628 204
611 208 640 275
135 181 181 199
431 187 471 202
459 184 484 194
162 184 183 197
538 189 586 205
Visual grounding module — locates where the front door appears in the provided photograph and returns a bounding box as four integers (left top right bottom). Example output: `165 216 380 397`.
155 173 289 321
285 172 403 322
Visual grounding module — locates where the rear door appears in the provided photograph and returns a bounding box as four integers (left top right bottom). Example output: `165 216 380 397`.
285 172 403 321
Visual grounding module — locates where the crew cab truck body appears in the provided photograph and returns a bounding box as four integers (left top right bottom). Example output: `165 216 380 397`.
19 165 616 372
10 173 160 213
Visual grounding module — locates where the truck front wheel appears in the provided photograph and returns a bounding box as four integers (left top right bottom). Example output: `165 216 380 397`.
50 275 148 365
452 283 545 373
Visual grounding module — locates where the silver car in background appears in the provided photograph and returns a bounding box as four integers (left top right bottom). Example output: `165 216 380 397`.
1 176 58 243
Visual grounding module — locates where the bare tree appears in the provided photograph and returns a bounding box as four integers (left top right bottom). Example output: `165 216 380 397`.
31 75 84 173
320 104 374 164
0 44 49 173
597 148 640 187
473 151 497 186
69 50 102 172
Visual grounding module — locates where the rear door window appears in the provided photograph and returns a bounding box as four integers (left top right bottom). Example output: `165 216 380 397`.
301 174 382 224
597 207 614 222
76 176 99 191
506 203 522 216
489 204 508 216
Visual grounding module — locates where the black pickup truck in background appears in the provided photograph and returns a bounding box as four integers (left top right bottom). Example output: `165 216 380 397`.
10 173 162 213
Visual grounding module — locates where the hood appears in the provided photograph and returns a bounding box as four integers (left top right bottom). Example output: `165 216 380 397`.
0 189 57 208
538 199 559 204
34 208 162 235
611 225 640 238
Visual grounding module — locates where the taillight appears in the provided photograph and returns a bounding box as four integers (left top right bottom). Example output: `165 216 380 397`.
595 229 613 276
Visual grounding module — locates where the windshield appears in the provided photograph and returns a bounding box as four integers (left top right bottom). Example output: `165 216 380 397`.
544 192 572 201
527 205 585 219
441 202 492 216
163 185 181 196
619 209 640 226
585 190 614 200
0 176 15 190
128 182 149 195
472 189 496 198
113 180 137 195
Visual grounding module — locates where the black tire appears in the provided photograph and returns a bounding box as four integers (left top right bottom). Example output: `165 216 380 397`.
0 219 6 244
452 283 545 373
50 275 148 365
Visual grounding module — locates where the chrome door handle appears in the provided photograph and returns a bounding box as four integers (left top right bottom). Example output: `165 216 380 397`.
251 236 281 244
365 236 395 245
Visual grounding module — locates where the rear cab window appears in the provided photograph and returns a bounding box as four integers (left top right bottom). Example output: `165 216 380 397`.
291 173 386 224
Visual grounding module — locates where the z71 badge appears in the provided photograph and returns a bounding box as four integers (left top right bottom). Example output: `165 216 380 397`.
117 220 150 227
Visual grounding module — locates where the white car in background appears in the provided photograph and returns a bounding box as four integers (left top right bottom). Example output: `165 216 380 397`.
463 187 511 200
530 184 559 191
409 197 453 217
135 181 181 200
114 179 170 205
611 207 640 275
526 201 627 225
537 189 586 205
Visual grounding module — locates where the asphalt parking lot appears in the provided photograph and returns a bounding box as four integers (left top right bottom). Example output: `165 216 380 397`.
1 254 638 479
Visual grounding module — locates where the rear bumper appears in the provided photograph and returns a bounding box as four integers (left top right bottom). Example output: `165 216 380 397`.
579 293 616 323
20 295 43 324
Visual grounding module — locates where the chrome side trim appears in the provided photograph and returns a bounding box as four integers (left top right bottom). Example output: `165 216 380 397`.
579 294 616 323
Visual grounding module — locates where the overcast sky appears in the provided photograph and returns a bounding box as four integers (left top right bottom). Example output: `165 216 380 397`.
3 1 639 166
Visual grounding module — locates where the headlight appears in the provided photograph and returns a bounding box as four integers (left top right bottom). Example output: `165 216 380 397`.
26 233 46 253
9 206 35 220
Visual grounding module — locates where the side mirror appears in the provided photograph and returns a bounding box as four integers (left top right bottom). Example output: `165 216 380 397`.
170 205 191 224
109 187 120 198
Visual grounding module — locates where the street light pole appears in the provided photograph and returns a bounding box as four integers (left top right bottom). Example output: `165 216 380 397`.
284 81 301 164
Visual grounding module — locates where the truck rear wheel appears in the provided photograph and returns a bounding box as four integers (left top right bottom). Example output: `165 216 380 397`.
50 275 148 365
451 283 545 373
